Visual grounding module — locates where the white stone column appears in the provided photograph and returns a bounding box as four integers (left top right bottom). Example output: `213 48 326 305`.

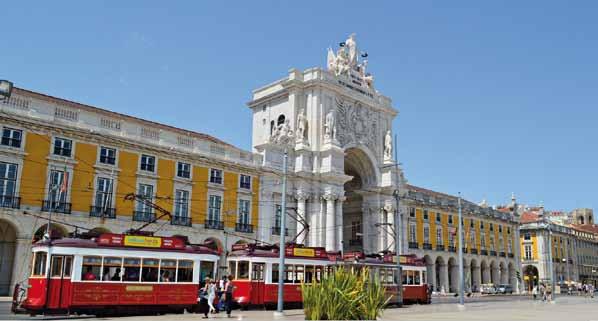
440 263 449 294
386 205 395 251
319 196 326 247
324 193 337 252
378 207 387 253
428 263 436 291
336 196 345 252
10 238 32 294
473 265 482 292
295 193 308 245
309 193 320 247
464 262 472 292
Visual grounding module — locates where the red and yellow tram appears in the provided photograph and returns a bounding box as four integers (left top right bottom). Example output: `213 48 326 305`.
226 244 431 309
20 233 219 316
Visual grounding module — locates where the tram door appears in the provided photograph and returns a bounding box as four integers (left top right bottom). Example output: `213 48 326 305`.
251 263 265 305
47 255 73 309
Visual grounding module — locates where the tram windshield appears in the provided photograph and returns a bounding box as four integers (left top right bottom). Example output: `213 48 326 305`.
31 251 47 277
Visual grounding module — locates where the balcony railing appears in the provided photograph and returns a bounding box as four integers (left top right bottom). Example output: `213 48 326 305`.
349 239 362 246
470 248 478 255
508 253 514 258
448 246 457 252
271 226 288 236
481 249 488 256
171 216 192 227
205 219 224 230
436 245 445 251
89 206 116 218
235 223 253 233
408 242 419 249
489 250 497 256
133 211 155 222
423 243 432 250
41 200 72 214
499 252 506 257
0 195 20 209
462 247 468 254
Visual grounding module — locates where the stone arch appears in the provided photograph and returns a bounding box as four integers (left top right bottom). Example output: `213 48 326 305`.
490 260 499 285
343 146 380 189
203 237 224 254
508 261 517 289
523 265 539 292
435 256 446 293
499 261 508 284
33 223 68 241
470 258 481 292
0 219 18 295
448 256 458 293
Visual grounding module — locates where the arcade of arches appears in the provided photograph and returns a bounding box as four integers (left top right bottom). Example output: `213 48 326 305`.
425 254 517 293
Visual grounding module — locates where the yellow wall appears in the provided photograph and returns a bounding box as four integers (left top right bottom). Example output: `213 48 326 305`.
442 212 449 249
191 166 208 224
484 221 491 250
155 159 175 214
464 218 471 250
532 233 539 259
21 133 50 207
429 211 437 248
223 171 238 228
251 176 260 228
70 142 97 212
475 220 481 250
115 151 138 216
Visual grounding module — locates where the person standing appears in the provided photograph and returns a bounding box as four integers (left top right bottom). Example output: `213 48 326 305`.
224 275 235 318
532 285 538 300
207 279 217 314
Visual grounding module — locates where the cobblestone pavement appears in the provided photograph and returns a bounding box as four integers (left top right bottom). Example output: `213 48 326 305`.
2 296 597 320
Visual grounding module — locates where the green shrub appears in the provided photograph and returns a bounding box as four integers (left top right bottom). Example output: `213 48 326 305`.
301 267 391 320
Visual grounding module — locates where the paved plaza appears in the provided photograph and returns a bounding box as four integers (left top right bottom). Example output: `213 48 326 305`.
2 296 597 321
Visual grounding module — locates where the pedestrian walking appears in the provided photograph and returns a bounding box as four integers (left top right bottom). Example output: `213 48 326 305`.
197 281 210 319
545 285 552 302
224 274 236 318
532 285 538 300
207 279 217 314
539 283 546 302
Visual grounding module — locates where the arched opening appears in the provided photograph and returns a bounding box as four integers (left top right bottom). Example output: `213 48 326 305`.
276 114 285 126
435 256 446 293
343 147 378 253
523 265 539 292
204 237 223 254
470 259 480 292
0 220 17 295
490 260 499 285
33 223 68 242
481 260 490 284
499 261 507 284
580 216 585 225
448 257 458 293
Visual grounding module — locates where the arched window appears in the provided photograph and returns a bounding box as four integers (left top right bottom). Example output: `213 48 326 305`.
277 114 285 126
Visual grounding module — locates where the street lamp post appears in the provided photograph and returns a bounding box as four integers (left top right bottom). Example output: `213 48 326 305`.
457 193 465 306
276 150 288 315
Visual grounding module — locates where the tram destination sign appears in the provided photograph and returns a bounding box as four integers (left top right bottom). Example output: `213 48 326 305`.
96 233 186 249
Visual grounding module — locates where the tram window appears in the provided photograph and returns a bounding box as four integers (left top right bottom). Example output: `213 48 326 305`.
124 258 141 282
284 265 294 283
386 269 395 284
103 257 123 281
177 260 193 282
32 252 47 276
63 257 72 277
251 263 264 281
228 261 237 279
160 260 176 282
402 270 408 285
142 258 159 282
414 271 421 285
272 264 279 283
238 261 250 280
305 265 314 283
315 266 323 282
200 261 215 281
421 271 427 285
295 265 304 283
51 256 63 277
81 256 102 281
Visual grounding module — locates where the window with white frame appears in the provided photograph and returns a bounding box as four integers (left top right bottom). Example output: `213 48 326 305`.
435 212 441 223
423 225 430 243
209 169 222 184
409 207 415 218
1 128 22 148
238 199 250 225
53 138 72 157
140 155 155 172
94 177 113 209
136 184 153 213
48 169 69 202
239 174 251 189
436 226 443 246
448 228 455 247
409 222 416 242
177 162 191 179
0 162 17 206
208 195 222 222
489 235 495 251
99 147 116 165
470 230 476 248
524 245 533 260
174 189 189 217
508 238 513 253
499 236 504 251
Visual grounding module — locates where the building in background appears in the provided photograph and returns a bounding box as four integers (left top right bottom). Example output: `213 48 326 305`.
0 88 262 295
519 207 598 292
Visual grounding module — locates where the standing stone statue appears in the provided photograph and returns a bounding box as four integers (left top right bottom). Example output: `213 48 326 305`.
324 110 337 142
384 130 392 161
296 108 308 142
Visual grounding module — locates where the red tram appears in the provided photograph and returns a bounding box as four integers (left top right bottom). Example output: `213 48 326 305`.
19 233 219 316
226 244 431 308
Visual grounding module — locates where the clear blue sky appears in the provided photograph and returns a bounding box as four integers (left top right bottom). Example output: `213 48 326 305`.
3 1 597 211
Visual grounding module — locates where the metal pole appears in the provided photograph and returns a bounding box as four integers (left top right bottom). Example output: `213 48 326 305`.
547 224 556 298
457 193 464 306
393 134 403 303
277 150 288 313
